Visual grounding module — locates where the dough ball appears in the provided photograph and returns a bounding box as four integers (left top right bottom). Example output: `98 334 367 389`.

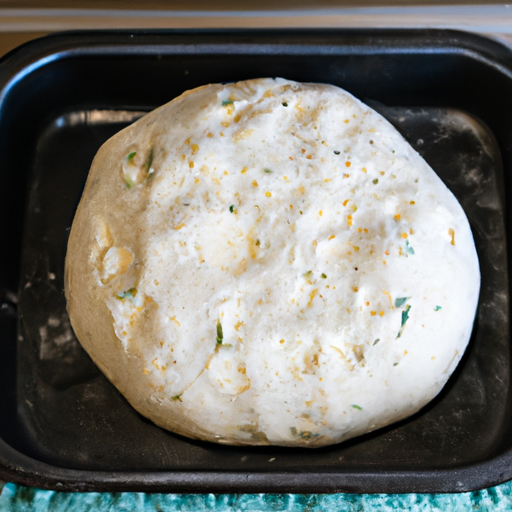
65 78 480 447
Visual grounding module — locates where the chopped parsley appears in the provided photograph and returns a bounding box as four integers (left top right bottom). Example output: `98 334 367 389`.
320 273 327 279
126 151 137 162
255 239 261 247
290 427 318 440
394 297 408 308
333 150 340 155
396 304 411 338
145 148 154 176
124 177 134 189
393 362 399 366
405 240 415 255
229 205 235 213
351 404 363 410
282 102 288 107
171 395 182 402
434 305 442 311
116 288 137 301
373 179 379 185
373 338 380 346
264 168 273 173
216 320 224 345
221 99 233 106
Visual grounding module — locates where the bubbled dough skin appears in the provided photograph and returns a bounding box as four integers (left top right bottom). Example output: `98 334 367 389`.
65 78 480 447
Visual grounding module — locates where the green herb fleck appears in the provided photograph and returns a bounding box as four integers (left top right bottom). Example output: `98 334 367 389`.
126 151 137 162
320 273 327 279
396 304 411 338
171 395 182 402
221 99 233 106
394 297 408 308
351 404 363 410
124 177 134 189
373 179 379 185
264 168 273 173
229 205 235 213
303 270 313 279
393 362 399 366
145 148 154 175
255 239 261 247
116 288 137 301
434 305 442 311
216 320 223 345
405 240 415 255
289 427 318 440
373 338 380 346
333 150 340 155
282 102 288 107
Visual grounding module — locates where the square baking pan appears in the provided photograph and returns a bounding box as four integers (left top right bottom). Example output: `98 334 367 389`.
0 29 511 494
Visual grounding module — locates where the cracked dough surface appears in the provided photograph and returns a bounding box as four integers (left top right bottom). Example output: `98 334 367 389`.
65 78 480 447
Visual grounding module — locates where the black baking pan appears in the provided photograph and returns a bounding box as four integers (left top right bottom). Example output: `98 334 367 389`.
0 29 511 494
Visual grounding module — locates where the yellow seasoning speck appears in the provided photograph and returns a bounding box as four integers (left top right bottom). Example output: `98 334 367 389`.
448 228 456 245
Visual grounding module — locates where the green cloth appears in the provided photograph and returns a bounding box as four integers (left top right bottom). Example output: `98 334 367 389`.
1 480 512 511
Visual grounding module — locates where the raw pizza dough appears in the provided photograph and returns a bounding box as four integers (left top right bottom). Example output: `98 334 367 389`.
65 78 480 447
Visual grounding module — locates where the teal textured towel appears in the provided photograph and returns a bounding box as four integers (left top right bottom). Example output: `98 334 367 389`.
1 481 512 511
